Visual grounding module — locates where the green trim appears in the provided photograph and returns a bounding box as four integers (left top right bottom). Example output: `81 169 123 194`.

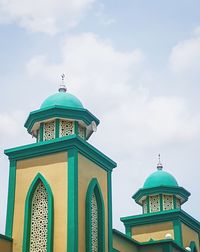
5 135 116 172
160 194 163 211
147 196 150 213
173 219 183 246
0 234 13 241
113 229 186 251
67 149 78 252
173 195 177 209
5 160 16 237
40 123 44 142
24 106 100 134
107 172 113 251
121 209 200 234
55 119 60 138
133 186 190 205
86 178 105 252
190 241 198 252
22 173 54 252
125 226 131 237
74 121 78 135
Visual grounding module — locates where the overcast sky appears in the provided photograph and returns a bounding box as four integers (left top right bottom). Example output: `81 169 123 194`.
1 0 200 234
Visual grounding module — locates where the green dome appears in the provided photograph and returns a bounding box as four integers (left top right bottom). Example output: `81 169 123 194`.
143 170 178 188
40 92 84 109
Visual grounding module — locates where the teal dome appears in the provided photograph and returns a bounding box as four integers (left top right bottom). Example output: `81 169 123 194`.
143 170 178 188
40 92 84 109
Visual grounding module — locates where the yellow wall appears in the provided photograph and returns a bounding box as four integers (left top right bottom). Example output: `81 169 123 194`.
113 232 138 252
12 152 68 252
132 222 174 242
78 154 108 252
0 238 12 252
181 223 200 252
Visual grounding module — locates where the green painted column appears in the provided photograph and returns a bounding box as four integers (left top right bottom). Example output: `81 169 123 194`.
160 194 163 211
5 159 16 237
107 172 113 251
67 148 78 252
55 119 60 138
40 123 44 142
173 219 183 246
125 226 132 237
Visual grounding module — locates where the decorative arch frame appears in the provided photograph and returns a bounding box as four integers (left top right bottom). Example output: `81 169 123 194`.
85 178 105 252
22 173 54 252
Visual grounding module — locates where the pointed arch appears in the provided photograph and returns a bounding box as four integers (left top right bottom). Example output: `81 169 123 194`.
86 178 105 252
22 173 54 252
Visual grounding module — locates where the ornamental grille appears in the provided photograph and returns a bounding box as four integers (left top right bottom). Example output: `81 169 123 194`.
78 125 85 139
91 193 98 252
30 181 48 252
143 200 147 214
44 120 55 141
60 120 74 137
149 195 160 213
37 130 40 142
163 195 173 210
176 198 181 208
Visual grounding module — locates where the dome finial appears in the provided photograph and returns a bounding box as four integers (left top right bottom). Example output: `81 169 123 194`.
157 154 163 170
59 74 67 93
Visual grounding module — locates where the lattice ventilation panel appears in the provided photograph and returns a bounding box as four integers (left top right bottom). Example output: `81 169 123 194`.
163 195 174 210
44 120 55 141
91 193 98 252
176 198 181 208
149 195 160 213
143 200 147 214
78 125 85 139
30 181 48 252
60 120 74 137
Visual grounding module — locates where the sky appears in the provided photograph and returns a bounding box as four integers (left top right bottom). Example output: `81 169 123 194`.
1 0 200 234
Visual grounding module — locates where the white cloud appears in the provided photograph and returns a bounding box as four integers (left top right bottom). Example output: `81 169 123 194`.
27 33 200 152
0 0 95 34
169 31 200 74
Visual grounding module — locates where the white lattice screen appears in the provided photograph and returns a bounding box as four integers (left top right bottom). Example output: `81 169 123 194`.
149 195 160 213
91 193 98 252
44 120 55 141
163 195 173 210
30 181 48 252
143 200 147 213
60 120 74 137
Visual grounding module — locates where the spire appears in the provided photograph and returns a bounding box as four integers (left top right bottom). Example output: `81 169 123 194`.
157 154 163 170
58 74 67 93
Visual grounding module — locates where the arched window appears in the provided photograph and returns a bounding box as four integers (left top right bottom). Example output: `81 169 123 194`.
23 173 53 252
86 178 105 252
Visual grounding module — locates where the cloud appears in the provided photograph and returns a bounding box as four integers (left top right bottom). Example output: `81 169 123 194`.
0 0 95 34
169 31 200 75
27 33 200 153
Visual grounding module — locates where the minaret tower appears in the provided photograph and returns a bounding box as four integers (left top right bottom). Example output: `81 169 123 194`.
121 157 200 251
4 79 116 252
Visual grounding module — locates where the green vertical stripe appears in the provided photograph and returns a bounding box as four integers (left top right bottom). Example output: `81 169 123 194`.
40 123 44 142
74 121 78 135
5 160 16 237
55 119 60 138
160 194 163 211
147 196 150 213
67 149 78 252
173 195 177 209
173 219 183 246
107 172 113 251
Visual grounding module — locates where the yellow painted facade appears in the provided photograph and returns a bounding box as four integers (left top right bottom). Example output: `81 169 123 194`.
181 223 200 252
113 232 138 252
78 154 108 251
132 221 174 242
12 152 68 252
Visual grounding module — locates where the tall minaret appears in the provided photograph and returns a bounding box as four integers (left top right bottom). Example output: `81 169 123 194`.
5 79 116 252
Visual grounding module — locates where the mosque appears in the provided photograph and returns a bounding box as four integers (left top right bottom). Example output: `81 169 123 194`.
0 83 200 252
